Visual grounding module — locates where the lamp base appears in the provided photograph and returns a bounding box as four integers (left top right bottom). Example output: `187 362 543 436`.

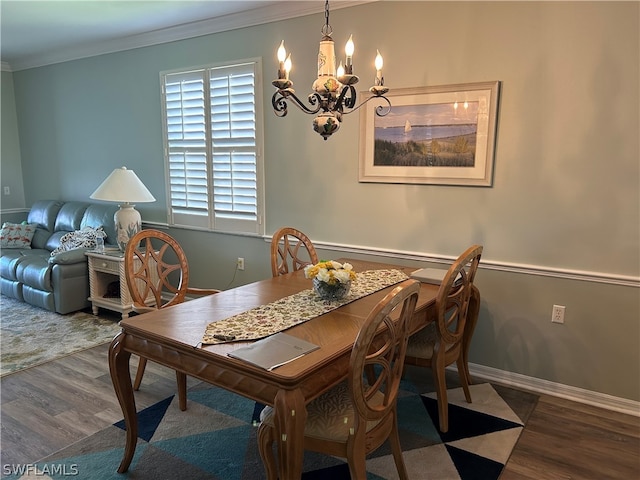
114 204 141 252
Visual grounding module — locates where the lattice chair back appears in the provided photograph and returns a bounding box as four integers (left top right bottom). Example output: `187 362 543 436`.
270 227 319 277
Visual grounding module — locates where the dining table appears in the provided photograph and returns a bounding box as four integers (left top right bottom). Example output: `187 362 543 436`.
108 258 480 479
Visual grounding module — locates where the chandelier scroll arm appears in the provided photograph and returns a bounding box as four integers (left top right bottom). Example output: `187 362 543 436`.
272 89 324 117
340 93 392 117
272 91 289 117
334 84 357 112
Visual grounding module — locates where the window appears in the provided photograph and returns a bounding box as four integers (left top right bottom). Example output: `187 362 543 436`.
161 59 264 235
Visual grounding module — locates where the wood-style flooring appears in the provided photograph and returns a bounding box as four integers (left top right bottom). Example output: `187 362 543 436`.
1 342 639 479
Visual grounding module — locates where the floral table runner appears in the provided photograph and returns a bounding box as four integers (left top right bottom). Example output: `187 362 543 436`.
202 269 409 344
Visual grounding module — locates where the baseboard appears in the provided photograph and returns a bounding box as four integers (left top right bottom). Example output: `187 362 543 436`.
464 363 640 417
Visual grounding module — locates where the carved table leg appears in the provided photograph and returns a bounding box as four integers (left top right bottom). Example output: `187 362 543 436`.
108 332 136 473
273 388 306 480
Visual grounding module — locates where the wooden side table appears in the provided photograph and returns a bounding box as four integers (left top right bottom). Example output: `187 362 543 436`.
86 249 156 319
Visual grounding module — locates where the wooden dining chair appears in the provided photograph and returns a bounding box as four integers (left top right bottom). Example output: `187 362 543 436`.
404 244 483 433
124 229 220 411
257 279 421 480
270 227 318 277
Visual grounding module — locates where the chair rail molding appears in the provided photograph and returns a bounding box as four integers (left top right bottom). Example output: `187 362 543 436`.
304 239 640 288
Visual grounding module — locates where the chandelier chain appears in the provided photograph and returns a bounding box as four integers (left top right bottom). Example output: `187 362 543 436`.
321 0 332 37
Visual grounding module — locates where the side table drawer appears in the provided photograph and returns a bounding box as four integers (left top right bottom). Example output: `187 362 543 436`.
86 250 157 320
90 257 120 274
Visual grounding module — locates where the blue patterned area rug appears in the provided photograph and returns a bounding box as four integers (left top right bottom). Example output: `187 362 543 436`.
25 372 537 480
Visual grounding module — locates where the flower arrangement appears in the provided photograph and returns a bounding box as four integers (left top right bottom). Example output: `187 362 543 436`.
305 261 356 301
304 261 356 286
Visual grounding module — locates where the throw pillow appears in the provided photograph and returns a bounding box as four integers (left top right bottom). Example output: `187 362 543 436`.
50 226 106 256
0 222 37 249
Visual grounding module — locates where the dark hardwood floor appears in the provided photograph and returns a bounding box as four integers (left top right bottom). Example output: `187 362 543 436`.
501 394 640 479
1 343 639 478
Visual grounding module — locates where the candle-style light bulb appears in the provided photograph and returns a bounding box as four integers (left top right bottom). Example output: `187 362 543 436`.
277 40 287 79
284 54 292 80
375 50 384 85
277 40 287 63
345 35 354 74
337 61 345 78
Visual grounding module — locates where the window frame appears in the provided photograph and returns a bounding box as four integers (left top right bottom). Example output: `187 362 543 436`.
160 58 265 236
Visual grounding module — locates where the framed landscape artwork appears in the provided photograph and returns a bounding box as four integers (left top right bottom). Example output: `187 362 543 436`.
359 81 500 186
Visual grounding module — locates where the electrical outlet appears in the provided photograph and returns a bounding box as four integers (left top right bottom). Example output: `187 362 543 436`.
3 186 10 195
237 257 245 271
552 304 565 324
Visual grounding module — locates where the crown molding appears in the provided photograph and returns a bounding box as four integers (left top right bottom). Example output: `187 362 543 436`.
7 1 372 72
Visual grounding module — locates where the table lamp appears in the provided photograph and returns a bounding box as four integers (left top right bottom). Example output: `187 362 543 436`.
90 166 156 251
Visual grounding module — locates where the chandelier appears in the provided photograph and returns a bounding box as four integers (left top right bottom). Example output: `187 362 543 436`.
271 0 391 140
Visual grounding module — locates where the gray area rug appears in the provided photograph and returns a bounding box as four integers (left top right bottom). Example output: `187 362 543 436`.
0 295 122 376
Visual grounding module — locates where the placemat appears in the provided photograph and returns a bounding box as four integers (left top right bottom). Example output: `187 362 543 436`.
202 269 408 344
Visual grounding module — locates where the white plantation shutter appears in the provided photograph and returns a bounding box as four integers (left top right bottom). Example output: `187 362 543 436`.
161 61 263 234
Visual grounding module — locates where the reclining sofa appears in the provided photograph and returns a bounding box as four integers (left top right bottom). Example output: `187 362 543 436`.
0 200 118 314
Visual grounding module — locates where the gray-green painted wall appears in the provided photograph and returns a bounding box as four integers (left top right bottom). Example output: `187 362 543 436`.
1 70 26 209
3 2 639 402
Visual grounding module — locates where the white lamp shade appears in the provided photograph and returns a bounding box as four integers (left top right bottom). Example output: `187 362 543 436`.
90 166 155 203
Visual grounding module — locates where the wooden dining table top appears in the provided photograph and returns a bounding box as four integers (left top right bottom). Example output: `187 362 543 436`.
118 258 439 386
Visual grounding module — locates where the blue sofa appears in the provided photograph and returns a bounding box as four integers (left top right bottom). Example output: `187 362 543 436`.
0 200 118 314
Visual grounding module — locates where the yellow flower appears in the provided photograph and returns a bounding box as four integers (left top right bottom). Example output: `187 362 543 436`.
304 260 356 285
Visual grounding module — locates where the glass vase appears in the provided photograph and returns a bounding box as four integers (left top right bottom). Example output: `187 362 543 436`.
313 278 351 301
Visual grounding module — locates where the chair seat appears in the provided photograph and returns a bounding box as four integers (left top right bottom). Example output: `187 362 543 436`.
260 382 385 443
405 322 437 359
